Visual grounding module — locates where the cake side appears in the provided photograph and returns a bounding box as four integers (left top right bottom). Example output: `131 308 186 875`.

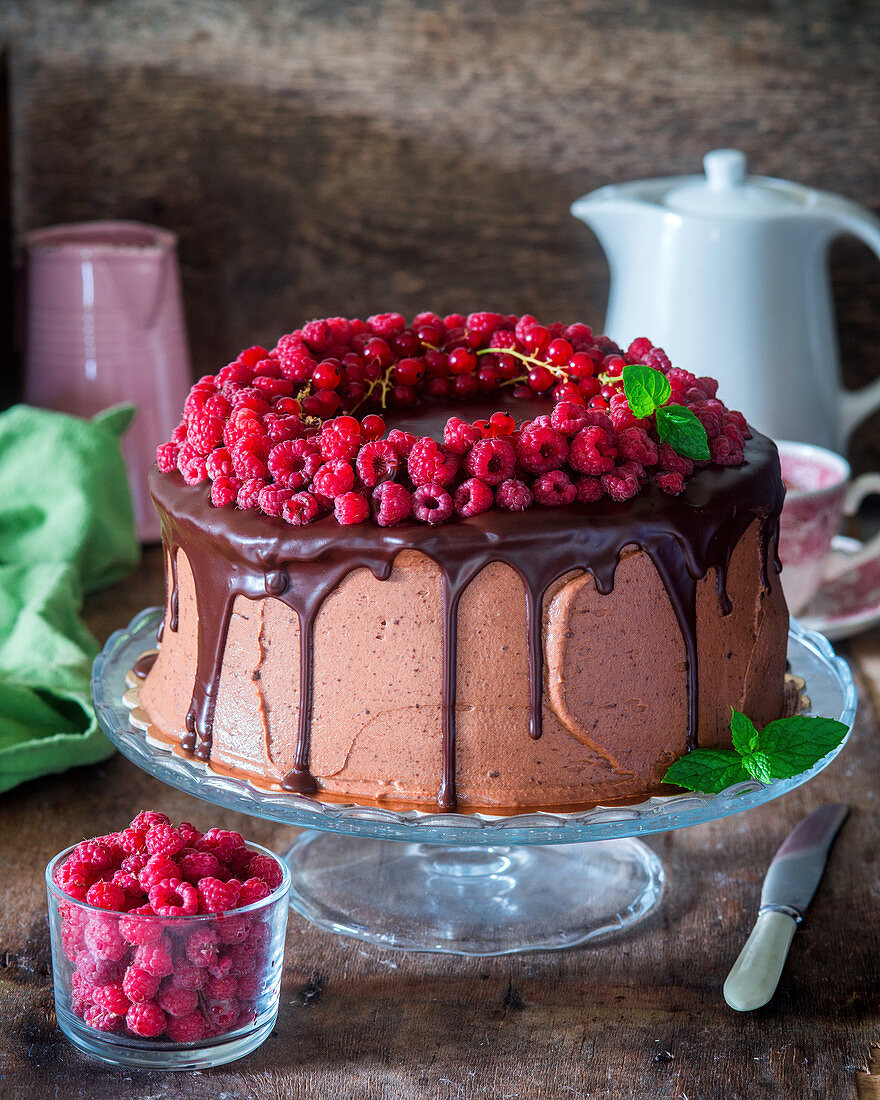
139 430 787 811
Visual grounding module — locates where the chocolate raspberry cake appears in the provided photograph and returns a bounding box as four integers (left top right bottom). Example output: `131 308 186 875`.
133 312 788 812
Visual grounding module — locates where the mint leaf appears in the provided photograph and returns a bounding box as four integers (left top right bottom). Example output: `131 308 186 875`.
622 364 671 419
750 715 849 780
741 750 773 784
730 708 758 755
656 404 711 461
663 749 752 794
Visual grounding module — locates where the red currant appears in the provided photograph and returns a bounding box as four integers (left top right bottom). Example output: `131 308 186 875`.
567 351 595 379
393 358 424 386
448 348 477 375
364 338 392 367
452 374 479 399
361 414 386 440
522 326 551 354
312 359 341 390
527 365 554 392
546 338 573 367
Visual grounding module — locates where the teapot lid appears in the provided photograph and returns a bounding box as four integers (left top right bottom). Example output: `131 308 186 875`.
664 150 798 216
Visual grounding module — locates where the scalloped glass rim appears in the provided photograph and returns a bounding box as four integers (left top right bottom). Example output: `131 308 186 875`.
92 608 857 847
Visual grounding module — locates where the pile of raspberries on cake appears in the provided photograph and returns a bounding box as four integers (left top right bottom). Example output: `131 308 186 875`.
156 312 749 527
53 812 283 1042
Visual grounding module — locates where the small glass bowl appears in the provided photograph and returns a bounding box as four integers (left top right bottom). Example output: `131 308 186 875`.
46 839 290 1070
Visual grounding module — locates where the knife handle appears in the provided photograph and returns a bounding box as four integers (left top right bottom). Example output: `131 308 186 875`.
723 909 798 1012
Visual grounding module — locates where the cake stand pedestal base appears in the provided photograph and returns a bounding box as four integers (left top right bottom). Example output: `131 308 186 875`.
283 833 665 955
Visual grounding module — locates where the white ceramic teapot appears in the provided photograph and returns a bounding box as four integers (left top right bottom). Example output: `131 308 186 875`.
571 150 880 450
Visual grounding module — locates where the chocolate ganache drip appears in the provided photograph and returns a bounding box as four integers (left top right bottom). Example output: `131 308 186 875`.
151 431 783 810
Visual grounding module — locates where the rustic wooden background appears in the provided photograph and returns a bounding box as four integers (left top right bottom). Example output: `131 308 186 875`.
2 0 880 461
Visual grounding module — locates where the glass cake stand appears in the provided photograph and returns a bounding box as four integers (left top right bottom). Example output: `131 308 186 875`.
92 609 856 956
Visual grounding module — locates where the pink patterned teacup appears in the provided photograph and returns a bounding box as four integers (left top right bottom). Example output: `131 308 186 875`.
778 441 880 616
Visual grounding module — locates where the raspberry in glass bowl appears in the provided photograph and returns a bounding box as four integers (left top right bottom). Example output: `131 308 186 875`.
45 812 290 1070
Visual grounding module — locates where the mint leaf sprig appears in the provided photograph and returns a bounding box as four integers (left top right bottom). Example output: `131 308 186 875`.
621 364 710 461
663 709 849 794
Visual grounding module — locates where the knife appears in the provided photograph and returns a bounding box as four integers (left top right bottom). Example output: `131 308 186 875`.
723 803 849 1012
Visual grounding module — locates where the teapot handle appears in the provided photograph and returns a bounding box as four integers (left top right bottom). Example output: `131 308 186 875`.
827 204 880 441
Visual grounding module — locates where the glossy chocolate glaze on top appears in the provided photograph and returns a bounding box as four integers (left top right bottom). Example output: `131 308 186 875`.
149 424 784 810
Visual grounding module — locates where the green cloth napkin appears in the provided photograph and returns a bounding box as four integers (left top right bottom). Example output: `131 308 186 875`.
0 404 140 792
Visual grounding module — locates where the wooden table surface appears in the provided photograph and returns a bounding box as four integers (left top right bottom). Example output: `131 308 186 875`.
1 545 879 1100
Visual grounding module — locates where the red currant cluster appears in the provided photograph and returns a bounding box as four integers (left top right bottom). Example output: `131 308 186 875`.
156 313 750 526
52 812 284 1043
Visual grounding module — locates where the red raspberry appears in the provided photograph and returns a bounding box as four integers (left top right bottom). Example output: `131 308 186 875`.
186 409 225 455
657 471 686 495
230 388 271 416
356 440 400 487
626 337 654 363
205 974 238 1000
172 958 207 991
496 478 533 511
238 345 269 367
178 850 220 884
125 1001 166 1038
85 916 128 961
266 414 305 444
569 426 617 475
466 311 504 334
133 937 174 978
574 475 603 503
120 853 149 876
149 878 199 917
197 876 241 914
387 428 416 458
319 418 361 462
533 469 576 506
515 425 568 474
408 438 459 487
281 491 320 526
443 417 482 456
237 477 266 510
602 462 644 503
118 906 163 945
177 443 208 485
412 483 453 525
158 982 199 1017
166 1010 207 1043
465 438 516 485
248 853 284 889
367 312 406 339
178 822 202 846
74 950 121 985
617 427 658 466
61 923 85 961
205 999 239 1032
235 973 261 1000
207 949 235 977
334 491 370 525
692 400 724 438
93 982 131 1016
156 441 179 473
608 393 646 433
643 346 672 372
119 828 147 855
207 450 235 483
84 1004 122 1032
238 877 271 906
138 855 180 891
186 927 219 967
666 367 698 391
453 478 494 518
197 829 246 863
72 840 114 872
710 435 745 466
211 475 241 507
84 880 127 912
123 965 160 1004
656 443 694 478
256 484 296 517
550 401 590 437
371 481 412 527
130 811 171 831
312 459 355 498
55 860 95 901
170 421 188 444
231 435 272 480
145 824 186 859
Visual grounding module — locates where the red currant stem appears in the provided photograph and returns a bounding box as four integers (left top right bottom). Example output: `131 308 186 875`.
473 345 568 377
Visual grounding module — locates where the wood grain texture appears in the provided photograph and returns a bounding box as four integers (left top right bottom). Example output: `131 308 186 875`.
2 0 880 463
0 549 878 1098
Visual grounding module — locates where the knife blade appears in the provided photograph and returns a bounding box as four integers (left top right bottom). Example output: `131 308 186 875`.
723 803 849 1012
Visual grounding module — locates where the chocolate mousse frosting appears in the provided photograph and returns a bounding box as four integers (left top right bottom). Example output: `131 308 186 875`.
141 428 787 812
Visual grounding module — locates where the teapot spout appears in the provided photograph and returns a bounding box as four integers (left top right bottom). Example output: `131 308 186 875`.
570 187 647 259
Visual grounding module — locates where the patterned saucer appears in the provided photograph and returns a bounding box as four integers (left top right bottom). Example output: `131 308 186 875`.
798 535 880 641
